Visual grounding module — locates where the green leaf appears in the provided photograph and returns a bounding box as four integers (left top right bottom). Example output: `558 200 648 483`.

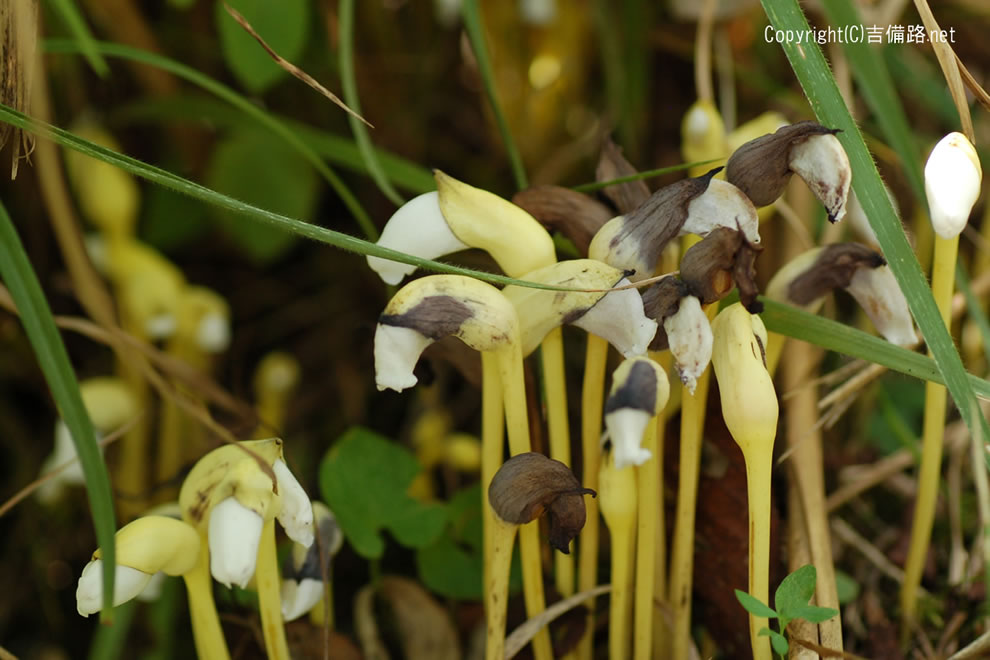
46 0 109 77
338 0 404 207
734 589 779 619
319 427 446 559
205 128 318 263
788 603 839 625
0 200 116 617
44 38 377 240
760 299 990 401
834 569 861 605
416 534 484 600
760 0 990 459
774 564 817 616
460 0 527 190
759 627 789 656
216 0 310 94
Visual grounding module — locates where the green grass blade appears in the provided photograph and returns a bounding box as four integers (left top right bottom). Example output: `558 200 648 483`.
113 94 435 193
338 0 404 207
760 299 990 400
0 199 116 618
42 39 378 240
460 0 528 190
46 0 109 77
0 102 582 293
817 0 925 202
760 0 989 443
572 159 722 193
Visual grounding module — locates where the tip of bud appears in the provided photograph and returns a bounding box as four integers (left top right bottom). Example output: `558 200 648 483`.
925 132 982 239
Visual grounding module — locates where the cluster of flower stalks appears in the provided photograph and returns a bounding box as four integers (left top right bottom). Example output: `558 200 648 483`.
369 115 927 660
74 437 342 660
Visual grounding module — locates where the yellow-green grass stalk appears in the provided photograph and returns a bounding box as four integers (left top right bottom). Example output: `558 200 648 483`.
576 334 609 660
902 130 981 627
634 414 660 660
184 536 231 660
599 450 637 660
651 350 674 659
668 297 718 659
542 327 575 599
256 518 290 660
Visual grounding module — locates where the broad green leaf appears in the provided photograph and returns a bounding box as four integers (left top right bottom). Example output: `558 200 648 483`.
835 569 861 606
788 603 839 625
141 169 210 251
0 200 116 617
734 589 778 619
759 627 789 656
216 0 310 94
205 128 318 263
319 427 446 559
774 564 817 616
760 0 990 456
416 535 484 600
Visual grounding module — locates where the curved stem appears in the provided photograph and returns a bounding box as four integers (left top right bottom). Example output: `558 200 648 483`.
901 233 958 628
182 536 230 660
256 518 290 660
744 448 773 660
634 415 659 660
577 335 609 660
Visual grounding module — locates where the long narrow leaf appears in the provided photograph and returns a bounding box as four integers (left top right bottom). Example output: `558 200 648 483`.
760 299 990 400
0 199 116 618
460 0 528 190
338 0 404 206
760 0 989 444
45 0 109 77
42 39 378 240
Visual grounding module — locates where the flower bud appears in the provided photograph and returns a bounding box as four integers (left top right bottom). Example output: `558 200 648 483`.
710 303 777 455
209 496 264 588
925 132 982 239
488 452 595 553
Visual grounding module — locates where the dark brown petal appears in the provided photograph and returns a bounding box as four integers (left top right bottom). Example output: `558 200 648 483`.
725 121 838 207
642 276 690 351
596 137 650 214
488 452 596 553
604 361 659 415
379 296 474 340
614 168 721 274
680 227 742 305
512 185 614 257
787 243 886 305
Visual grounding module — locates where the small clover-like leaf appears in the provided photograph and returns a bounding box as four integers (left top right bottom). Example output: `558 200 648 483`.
319 427 447 559
759 627 789 656
735 589 779 619
789 603 839 624
774 564 818 617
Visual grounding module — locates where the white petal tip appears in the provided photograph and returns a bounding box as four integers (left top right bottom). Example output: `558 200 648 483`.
208 498 263 589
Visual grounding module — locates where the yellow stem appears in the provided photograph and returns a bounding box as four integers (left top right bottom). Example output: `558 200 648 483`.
634 415 659 660
182 535 231 660
307 580 334 630
256 518 290 660
496 343 553 660
901 233 958 627
486 516 517 660
652 356 671 659
542 328 575 596
577 334 609 660
669 306 717 659
743 447 774 660
607 486 636 660
116 312 151 519
481 351 505 658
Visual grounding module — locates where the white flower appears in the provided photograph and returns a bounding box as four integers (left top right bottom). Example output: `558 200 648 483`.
208 497 264 589
925 132 982 239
